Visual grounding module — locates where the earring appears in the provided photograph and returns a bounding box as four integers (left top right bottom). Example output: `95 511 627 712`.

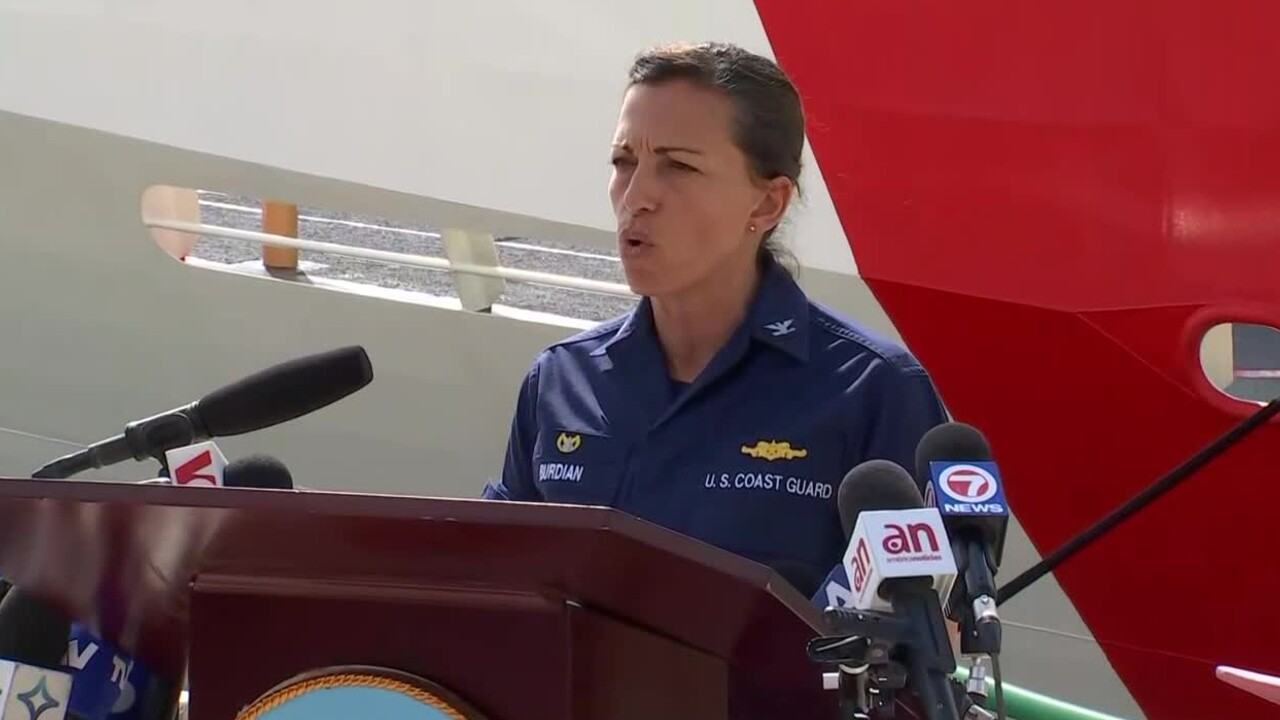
749 224 757 233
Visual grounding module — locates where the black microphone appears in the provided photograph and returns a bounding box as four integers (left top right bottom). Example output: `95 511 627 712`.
223 455 294 490
808 462 931 612
0 587 69 666
837 459 928 535
0 587 79 718
32 345 373 479
809 459 961 720
138 454 295 490
915 423 1007 659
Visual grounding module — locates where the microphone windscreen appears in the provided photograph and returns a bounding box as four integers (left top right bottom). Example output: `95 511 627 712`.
0 587 71 665
836 459 924 537
196 345 373 437
224 455 294 489
913 422 993 488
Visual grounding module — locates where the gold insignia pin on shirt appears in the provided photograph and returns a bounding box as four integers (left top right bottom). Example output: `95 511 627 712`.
740 440 807 461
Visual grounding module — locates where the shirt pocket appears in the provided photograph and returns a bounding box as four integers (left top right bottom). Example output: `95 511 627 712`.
531 429 626 506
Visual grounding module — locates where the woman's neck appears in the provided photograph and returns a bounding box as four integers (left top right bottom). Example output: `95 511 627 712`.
651 256 763 383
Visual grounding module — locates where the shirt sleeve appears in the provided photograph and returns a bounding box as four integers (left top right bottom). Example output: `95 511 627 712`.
481 357 545 502
817 360 948 600
848 359 950 491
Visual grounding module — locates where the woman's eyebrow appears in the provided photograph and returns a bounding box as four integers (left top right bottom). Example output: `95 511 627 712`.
611 143 704 155
654 145 704 155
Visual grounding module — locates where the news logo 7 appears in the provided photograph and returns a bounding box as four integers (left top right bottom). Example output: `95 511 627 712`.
930 461 1008 516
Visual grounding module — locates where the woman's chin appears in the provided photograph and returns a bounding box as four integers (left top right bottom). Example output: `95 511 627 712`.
620 262 669 297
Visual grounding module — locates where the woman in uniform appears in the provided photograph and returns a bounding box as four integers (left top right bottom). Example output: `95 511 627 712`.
482 41 947 596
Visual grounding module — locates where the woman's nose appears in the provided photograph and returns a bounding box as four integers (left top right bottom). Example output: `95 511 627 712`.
620 164 660 214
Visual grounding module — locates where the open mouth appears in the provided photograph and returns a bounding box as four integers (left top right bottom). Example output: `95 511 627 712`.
620 232 652 254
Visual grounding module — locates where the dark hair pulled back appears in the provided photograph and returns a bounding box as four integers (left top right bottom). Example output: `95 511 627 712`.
627 41 805 269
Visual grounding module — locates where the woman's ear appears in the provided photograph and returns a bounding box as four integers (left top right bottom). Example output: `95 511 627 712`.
748 176 795 235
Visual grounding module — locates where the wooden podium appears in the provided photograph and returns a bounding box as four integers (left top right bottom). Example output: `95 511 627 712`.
0 480 838 719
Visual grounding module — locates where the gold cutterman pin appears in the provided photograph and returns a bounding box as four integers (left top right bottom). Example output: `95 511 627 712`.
740 440 807 461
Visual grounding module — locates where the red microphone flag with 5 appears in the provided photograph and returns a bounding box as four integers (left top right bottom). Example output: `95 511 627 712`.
164 441 227 487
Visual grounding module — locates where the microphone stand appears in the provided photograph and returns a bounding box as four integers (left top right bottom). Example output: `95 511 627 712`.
949 540 1003 713
809 598 962 720
152 452 173 480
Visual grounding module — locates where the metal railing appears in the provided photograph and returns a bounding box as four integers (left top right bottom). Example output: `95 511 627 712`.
142 217 638 299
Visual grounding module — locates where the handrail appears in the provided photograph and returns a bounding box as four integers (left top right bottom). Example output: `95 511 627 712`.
142 217 639 299
951 665 1134 720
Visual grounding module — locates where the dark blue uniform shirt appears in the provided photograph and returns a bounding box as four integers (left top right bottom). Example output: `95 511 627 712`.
483 258 947 593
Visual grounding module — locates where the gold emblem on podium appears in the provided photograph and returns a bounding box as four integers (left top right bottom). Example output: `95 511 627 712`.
236 666 487 720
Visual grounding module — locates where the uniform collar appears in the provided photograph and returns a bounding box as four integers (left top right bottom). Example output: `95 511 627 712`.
594 256 810 363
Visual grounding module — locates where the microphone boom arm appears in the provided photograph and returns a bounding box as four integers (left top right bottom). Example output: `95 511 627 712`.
29 345 372 480
32 410 198 479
